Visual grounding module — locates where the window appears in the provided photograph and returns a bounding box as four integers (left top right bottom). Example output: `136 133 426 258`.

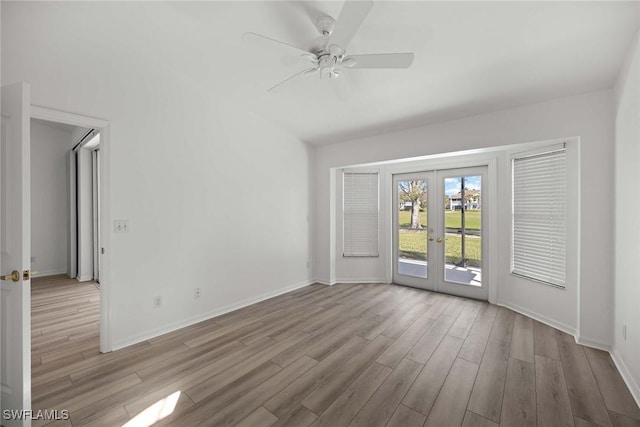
343 172 379 257
512 147 567 287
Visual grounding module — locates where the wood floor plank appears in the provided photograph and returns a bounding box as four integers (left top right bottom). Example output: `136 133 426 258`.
420 293 451 317
448 301 482 340
558 339 613 426
72 405 130 427
462 411 499 427
536 354 574 427
311 362 391 427
510 313 535 363
197 356 317 427
467 339 510 423
607 410 640 427
38 373 142 413
271 405 317 427
381 302 429 339
584 347 640 421
376 315 435 368
574 416 601 426
264 336 368 418
533 320 561 360
236 406 278 427
488 306 514 344
301 335 392 414
183 331 311 403
458 304 497 364
403 335 464 416
32 376 74 401
424 358 479 427
386 404 426 427
406 314 457 364
500 358 536 427
349 358 422 427
185 360 282 406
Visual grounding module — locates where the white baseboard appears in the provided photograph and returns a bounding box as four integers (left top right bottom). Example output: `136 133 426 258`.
576 335 611 352
77 275 93 282
611 349 640 408
36 268 67 277
312 278 388 286
111 279 315 351
498 300 613 351
497 299 577 337
334 278 388 284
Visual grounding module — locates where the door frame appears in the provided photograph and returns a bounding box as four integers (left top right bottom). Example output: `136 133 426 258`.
383 156 498 303
30 105 112 352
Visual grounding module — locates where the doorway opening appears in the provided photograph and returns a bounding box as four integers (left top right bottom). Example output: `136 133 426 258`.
29 118 104 383
30 105 111 354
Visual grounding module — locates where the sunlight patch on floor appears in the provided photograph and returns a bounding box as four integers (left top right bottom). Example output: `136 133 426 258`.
122 391 181 427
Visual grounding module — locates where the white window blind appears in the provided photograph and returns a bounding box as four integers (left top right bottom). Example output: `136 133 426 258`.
512 148 567 287
343 172 379 257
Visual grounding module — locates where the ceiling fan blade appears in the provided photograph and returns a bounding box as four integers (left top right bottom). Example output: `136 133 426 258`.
243 32 315 59
268 68 317 92
326 0 373 53
344 52 414 69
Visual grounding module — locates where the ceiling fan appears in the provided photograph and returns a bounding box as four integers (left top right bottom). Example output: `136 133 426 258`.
243 0 414 92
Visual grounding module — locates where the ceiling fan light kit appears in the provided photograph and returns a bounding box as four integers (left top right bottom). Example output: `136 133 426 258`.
243 0 415 92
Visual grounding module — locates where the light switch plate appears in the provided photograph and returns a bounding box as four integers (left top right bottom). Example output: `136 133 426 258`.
114 219 129 233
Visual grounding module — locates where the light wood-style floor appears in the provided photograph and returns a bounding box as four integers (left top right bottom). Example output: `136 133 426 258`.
32 276 640 427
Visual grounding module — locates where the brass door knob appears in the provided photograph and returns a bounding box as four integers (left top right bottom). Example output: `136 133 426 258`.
0 270 20 282
436 237 443 243
428 237 434 241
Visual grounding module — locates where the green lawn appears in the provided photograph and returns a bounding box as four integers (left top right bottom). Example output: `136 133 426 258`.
398 210 481 230
398 229 481 267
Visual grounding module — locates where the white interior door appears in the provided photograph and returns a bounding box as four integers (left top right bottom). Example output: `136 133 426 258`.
393 166 488 300
1 82 32 426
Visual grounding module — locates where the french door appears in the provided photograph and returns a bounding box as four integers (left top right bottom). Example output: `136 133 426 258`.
392 166 488 300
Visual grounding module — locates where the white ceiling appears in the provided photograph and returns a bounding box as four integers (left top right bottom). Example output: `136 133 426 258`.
6 2 639 146
236 1 639 145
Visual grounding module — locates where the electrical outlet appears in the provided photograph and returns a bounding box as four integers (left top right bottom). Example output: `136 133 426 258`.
194 288 201 299
114 219 130 233
153 296 162 308
623 325 627 341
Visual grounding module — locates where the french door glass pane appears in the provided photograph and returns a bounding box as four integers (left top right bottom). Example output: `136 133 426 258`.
397 179 428 278
444 176 482 286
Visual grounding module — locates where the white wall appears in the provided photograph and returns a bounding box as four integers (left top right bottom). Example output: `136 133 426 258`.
613 31 640 403
77 146 93 282
314 90 614 347
30 120 72 277
2 3 313 349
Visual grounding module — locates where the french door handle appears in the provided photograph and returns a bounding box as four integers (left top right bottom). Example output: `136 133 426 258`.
436 237 443 243
428 237 434 241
